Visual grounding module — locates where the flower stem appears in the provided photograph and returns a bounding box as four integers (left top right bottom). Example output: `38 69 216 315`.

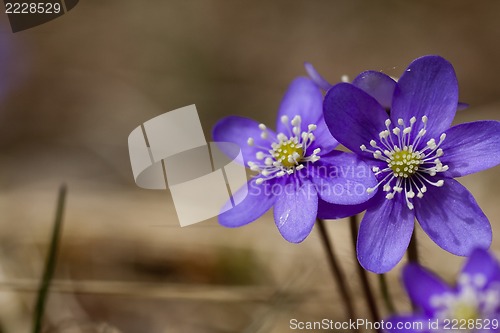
316 218 357 327
407 226 419 310
407 227 419 264
349 215 381 328
32 185 67 333
378 273 396 314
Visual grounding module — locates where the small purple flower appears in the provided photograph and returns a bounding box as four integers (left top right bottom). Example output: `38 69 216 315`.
386 248 500 333
212 77 377 243
323 55 500 272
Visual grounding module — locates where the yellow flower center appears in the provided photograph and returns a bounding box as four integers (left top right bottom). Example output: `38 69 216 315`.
272 138 304 168
452 303 480 322
388 148 422 178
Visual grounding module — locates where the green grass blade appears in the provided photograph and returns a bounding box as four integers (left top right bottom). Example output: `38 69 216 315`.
32 185 67 333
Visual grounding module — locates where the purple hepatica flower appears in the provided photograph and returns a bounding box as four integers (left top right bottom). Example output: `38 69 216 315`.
324 55 500 273
386 248 500 333
212 77 377 243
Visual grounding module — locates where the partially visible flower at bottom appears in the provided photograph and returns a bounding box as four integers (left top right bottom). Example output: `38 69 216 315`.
386 248 500 333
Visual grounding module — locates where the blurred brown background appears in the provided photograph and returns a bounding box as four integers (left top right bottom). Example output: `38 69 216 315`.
0 1 499 332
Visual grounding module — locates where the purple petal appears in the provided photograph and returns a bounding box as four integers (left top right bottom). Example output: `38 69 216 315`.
323 83 389 159
460 248 500 288
414 178 492 256
391 55 458 140
403 264 452 316
440 121 500 178
310 151 377 205
307 116 339 153
304 62 332 91
276 77 323 134
273 180 318 243
317 198 374 220
212 116 275 164
385 314 430 333
352 70 397 110
219 178 276 227
357 193 415 273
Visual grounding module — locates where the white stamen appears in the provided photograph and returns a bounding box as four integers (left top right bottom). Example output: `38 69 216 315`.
291 115 301 126
474 274 487 288
277 133 287 141
379 130 390 140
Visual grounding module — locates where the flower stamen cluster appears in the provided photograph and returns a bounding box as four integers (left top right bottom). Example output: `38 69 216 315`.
247 115 321 184
361 116 449 210
430 273 500 331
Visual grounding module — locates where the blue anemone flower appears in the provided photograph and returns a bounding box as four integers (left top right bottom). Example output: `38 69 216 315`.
323 55 500 273
386 248 500 333
212 77 377 243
